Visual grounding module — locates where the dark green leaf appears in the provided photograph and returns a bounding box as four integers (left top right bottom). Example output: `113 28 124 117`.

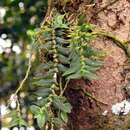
82 70 99 80
56 37 68 44
30 105 40 115
84 65 100 72
32 79 54 87
53 117 64 127
19 118 28 127
60 112 68 123
53 96 72 113
57 45 69 55
63 103 72 113
33 88 52 97
35 98 48 106
59 54 70 64
36 113 46 128
58 64 68 72
67 71 81 80
40 41 52 50
86 59 103 67
63 64 80 76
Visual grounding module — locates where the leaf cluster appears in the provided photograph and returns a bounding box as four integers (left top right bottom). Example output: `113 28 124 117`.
28 13 72 129
64 23 103 80
28 12 103 129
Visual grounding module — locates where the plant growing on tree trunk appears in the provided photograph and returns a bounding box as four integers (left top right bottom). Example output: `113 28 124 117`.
2 7 103 130
28 10 102 129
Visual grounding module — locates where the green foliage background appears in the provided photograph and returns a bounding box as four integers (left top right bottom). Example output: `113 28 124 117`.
0 0 47 97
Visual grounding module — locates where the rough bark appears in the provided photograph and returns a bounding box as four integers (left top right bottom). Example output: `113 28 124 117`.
62 0 130 130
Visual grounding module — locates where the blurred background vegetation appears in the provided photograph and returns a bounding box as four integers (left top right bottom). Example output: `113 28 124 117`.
0 0 47 98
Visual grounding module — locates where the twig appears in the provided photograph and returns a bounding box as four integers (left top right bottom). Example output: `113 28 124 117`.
85 91 108 105
76 87 108 105
60 79 70 96
59 78 63 94
13 0 54 97
14 50 32 95
92 31 130 58
95 0 120 15
41 0 53 26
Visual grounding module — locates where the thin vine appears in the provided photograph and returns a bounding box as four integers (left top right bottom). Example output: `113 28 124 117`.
92 31 130 58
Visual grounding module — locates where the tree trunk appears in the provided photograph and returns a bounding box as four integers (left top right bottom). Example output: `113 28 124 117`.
59 0 130 130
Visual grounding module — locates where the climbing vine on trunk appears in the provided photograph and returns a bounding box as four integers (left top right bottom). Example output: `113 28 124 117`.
28 10 103 129
3 6 103 130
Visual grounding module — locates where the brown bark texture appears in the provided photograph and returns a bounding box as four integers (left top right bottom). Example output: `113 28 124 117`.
60 0 130 130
